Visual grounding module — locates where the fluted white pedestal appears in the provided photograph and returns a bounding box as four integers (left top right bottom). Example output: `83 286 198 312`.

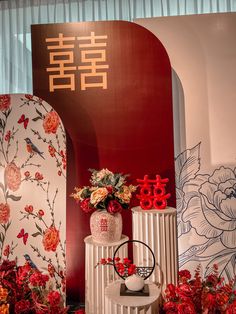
105 280 160 314
85 235 129 314
132 206 178 293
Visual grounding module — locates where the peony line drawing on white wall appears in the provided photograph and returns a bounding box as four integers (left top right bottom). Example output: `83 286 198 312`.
0 94 66 300
176 142 236 282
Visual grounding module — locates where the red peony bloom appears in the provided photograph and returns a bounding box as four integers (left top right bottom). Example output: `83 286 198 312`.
203 292 216 310
80 198 93 213
47 290 61 307
177 302 196 314
0 95 11 112
178 283 194 299
107 199 122 214
163 301 178 313
15 299 31 313
179 269 191 280
29 271 49 287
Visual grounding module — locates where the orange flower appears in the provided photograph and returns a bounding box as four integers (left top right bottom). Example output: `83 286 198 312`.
42 226 60 252
43 111 60 134
0 203 10 224
0 286 8 302
0 304 9 314
4 162 21 192
90 188 108 206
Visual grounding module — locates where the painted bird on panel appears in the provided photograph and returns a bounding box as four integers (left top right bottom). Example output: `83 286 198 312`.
24 138 45 159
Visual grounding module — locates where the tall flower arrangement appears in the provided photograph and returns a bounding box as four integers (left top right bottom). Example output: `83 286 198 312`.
71 168 136 214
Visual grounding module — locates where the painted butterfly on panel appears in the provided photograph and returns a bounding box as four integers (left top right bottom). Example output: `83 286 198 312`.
18 114 29 129
17 228 29 245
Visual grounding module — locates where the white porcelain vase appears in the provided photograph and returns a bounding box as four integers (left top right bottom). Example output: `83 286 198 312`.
90 210 122 244
125 274 145 291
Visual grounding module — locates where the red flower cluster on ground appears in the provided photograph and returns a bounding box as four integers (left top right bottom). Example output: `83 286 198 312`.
163 264 236 314
0 259 68 313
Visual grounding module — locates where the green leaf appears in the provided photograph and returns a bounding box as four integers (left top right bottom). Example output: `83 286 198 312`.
0 183 4 192
32 116 42 122
7 194 22 201
35 108 43 117
35 223 43 234
31 232 41 237
0 232 4 242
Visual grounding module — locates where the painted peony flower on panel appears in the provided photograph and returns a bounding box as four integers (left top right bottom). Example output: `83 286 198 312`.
71 168 136 214
176 142 236 283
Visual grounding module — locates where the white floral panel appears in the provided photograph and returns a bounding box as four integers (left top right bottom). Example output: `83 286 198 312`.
0 94 66 299
176 143 236 282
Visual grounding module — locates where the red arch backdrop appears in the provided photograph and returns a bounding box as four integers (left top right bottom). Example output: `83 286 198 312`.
31 20 175 303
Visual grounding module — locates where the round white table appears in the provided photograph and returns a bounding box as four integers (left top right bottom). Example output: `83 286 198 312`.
105 280 161 314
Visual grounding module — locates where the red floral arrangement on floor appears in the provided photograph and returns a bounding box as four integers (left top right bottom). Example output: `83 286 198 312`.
163 264 236 314
0 259 85 314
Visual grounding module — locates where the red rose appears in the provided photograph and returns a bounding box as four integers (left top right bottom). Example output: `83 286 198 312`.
178 283 194 299
29 271 49 287
47 290 61 307
80 198 93 213
203 292 216 310
0 95 10 112
42 226 60 252
179 269 191 280
15 299 31 313
163 301 178 313
166 283 177 298
177 302 196 314
107 199 122 214
43 110 60 134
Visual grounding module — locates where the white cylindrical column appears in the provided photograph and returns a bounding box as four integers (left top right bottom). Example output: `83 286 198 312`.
132 206 178 293
84 235 129 314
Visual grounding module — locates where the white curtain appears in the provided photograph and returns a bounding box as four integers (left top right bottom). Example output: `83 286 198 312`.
0 0 236 94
